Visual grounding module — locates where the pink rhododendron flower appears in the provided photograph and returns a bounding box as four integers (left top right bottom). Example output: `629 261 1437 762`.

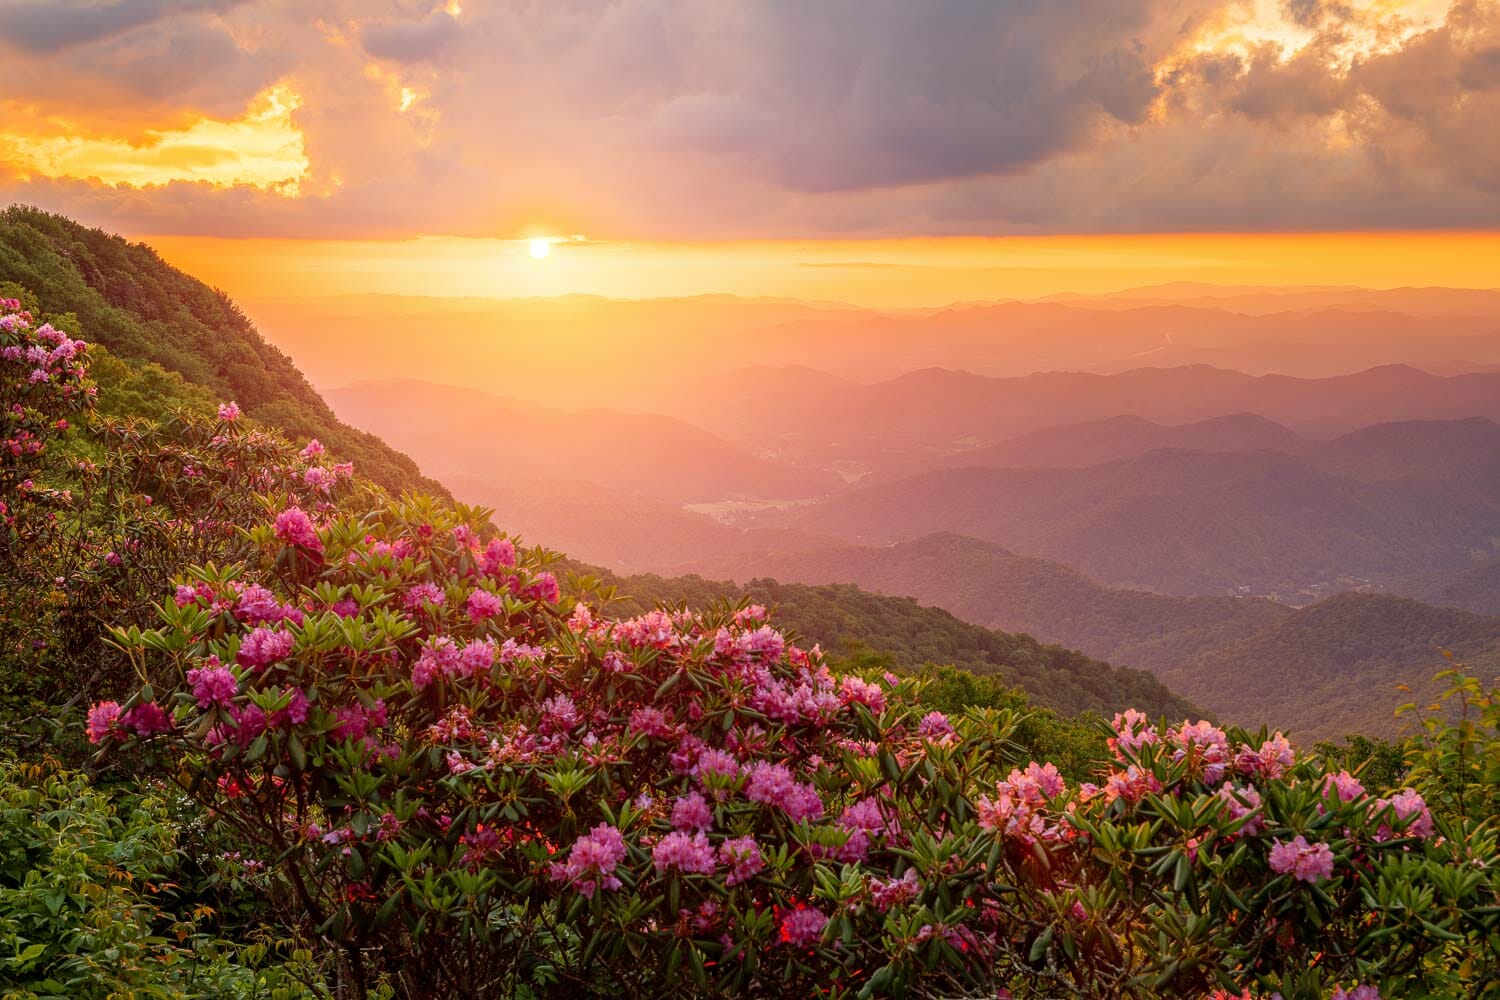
1236 732 1295 779
1371 788 1435 840
236 627 295 669
299 438 324 459
671 792 714 833
916 710 955 740
718 836 764 886
838 675 886 713
652 831 717 875
217 401 241 422
1323 770 1366 804
467 588 502 621
480 536 516 574
403 582 445 610
123 701 172 737
1268 835 1335 883
549 823 628 898
1168 720 1230 784
777 905 828 949
1332 987 1382 1000
187 661 237 708
273 507 322 554
745 762 824 822
1217 783 1264 836
86 701 122 743
868 869 921 911
1109 708 1158 756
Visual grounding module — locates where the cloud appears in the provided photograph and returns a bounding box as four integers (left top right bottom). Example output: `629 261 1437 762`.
1 0 1498 238
0 0 244 53
360 11 460 62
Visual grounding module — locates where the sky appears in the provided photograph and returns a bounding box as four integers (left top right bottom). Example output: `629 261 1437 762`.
2 0 1497 305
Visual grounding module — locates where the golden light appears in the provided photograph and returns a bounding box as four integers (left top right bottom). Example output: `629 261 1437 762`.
529 238 552 260
0 84 308 191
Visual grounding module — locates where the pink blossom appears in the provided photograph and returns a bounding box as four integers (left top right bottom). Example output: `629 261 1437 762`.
217 401 241 422
1371 788 1435 840
457 638 496 678
868 869 921 911
1268 835 1335 883
1236 732 1295 779
718 836 764 885
1167 720 1230 784
671 792 714 832
916 710 955 740
403 583 445 610
1109 708 1159 757
777 905 827 949
236 627 295 669
745 762 824 822
412 637 461 689
542 693 579 731
273 507 322 554
1322 770 1366 804
122 702 172 737
187 661 238 708
299 438 324 459
1217 783 1264 836
838 675 886 713
86 701 122 743
467 588 502 621
480 536 516 574
652 831 717 875
1331 987 1382 1000
549 823 628 898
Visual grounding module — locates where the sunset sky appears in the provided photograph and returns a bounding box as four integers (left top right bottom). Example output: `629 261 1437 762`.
3 0 1497 306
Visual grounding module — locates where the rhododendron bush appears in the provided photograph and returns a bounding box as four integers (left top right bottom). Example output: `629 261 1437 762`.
2 297 370 728
94 495 1500 998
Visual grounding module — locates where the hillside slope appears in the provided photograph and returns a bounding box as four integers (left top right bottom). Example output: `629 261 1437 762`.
0 207 442 495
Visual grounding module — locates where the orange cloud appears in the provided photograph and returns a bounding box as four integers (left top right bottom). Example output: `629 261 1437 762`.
0 84 307 191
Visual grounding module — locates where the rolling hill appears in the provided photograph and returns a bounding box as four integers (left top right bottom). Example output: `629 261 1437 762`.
0 207 440 495
685 533 1500 739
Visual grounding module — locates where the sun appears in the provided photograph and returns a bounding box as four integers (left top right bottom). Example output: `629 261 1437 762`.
529 238 551 260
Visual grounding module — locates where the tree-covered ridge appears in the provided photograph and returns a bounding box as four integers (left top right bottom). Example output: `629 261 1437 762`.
596 570 1204 722
0 206 442 496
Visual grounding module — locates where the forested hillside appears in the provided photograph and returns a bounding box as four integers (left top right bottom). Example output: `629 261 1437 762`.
0 207 441 496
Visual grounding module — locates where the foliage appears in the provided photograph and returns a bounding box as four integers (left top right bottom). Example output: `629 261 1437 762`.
2 294 378 745
0 755 326 999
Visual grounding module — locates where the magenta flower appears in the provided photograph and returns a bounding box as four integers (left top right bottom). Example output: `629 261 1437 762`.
86 701 123 744
467 588 502 621
777 905 828 949
916 710 955 740
549 823 628 898
745 762 824 822
273 507 322 554
671 792 714 833
652 831 717 875
122 701 173 738
235 627 296 670
1268 835 1335 883
217 401 241 422
187 661 238 708
718 836 764 886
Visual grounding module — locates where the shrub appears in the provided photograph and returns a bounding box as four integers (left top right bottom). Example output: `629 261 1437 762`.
94 496 1500 998
0 755 326 999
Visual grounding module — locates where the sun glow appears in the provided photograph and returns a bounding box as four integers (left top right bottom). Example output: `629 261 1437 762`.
0 85 308 191
529 238 552 260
